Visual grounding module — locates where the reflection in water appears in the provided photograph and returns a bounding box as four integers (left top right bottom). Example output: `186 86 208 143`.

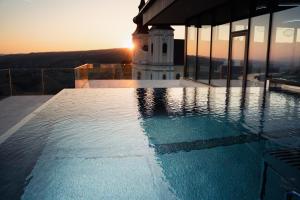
141 87 300 147
136 87 300 200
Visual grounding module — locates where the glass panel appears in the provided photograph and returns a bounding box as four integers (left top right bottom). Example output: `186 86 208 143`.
269 6 300 85
232 19 249 32
186 26 197 80
0 69 10 97
10 69 43 95
197 26 211 84
247 14 270 87
230 36 247 87
211 23 230 86
43 69 75 94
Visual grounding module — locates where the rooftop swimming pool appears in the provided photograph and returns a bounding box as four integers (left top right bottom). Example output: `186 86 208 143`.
0 87 299 200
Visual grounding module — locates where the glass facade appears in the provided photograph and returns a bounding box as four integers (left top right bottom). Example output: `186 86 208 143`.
230 35 247 87
184 5 300 89
186 26 198 80
196 26 211 84
247 14 270 87
232 19 249 32
211 24 230 87
269 6 300 84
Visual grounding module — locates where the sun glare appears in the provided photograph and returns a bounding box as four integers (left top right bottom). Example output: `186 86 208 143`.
123 39 135 50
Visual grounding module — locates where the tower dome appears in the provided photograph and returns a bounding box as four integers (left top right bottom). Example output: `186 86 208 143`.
133 0 149 34
132 0 149 65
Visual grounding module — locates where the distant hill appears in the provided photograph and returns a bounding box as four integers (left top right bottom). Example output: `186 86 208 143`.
0 48 132 69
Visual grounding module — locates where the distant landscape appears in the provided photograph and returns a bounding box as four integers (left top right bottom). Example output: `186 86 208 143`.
0 48 132 69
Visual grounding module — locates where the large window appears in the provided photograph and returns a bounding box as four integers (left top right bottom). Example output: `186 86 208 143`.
186 26 198 80
196 26 212 84
247 14 270 87
269 6 300 84
211 23 230 86
232 19 249 32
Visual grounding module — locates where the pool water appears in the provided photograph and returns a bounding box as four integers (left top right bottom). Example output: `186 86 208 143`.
0 88 299 200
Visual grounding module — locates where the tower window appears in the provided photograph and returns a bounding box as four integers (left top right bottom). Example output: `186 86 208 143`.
137 72 141 80
162 74 166 80
142 45 148 51
176 74 181 80
162 43 167 54
151 43 153 55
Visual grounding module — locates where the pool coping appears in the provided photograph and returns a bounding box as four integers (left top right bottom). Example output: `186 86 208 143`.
0 91 64 145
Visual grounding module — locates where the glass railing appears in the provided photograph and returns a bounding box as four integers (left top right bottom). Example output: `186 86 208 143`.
75 64 133 80
0 64 185 97
74 63 184 81
0 68 75 96
0 64 186 97
0 69 11 98
2 63 300 97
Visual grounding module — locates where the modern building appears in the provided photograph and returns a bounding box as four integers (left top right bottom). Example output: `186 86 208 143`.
132 0 184 80
139 0 300 89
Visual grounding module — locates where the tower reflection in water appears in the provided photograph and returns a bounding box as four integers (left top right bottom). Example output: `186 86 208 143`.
135 87 300 200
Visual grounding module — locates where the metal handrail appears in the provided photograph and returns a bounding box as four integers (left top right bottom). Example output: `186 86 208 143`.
287 191 300 200
0 68 76 96
269 78 300 87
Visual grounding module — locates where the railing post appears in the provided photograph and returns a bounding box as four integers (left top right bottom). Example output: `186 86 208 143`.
8 68 13 96
41 68 45 95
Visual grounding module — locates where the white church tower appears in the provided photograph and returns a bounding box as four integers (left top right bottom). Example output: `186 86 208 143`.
148 26 174 66
132 0 182 80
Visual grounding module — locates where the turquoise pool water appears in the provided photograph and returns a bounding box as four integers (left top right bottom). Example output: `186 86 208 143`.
0 88 299 200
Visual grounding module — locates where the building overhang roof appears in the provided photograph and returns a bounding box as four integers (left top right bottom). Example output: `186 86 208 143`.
141 0 229 25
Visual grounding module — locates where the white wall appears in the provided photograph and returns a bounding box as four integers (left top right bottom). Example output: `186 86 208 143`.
148 29 174 66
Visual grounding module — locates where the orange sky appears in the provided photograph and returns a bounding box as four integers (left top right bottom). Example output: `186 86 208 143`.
0 0 185 54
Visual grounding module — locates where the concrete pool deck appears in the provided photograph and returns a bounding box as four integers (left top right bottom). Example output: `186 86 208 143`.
0 96 53 137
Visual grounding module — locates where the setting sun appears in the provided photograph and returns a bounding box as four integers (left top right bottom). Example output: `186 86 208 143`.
122 39 135 49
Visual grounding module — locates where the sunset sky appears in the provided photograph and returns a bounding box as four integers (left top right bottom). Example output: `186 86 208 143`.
0 0 185 54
